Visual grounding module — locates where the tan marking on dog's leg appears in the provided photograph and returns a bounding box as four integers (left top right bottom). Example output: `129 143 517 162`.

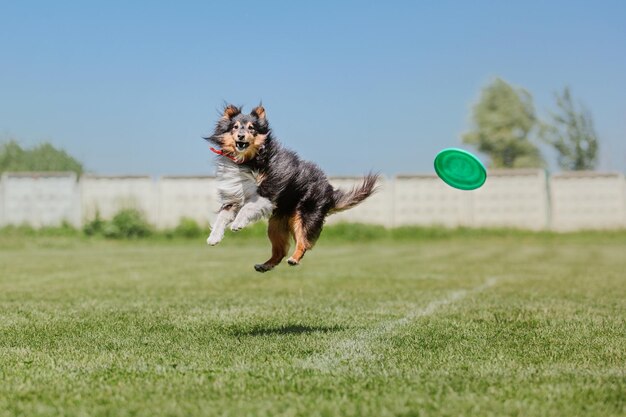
255 216 290 273
287 212 310 266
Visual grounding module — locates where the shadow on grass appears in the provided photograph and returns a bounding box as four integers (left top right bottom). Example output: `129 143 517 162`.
232 324 347 337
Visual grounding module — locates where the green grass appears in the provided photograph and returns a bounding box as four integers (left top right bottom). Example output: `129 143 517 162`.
0 228 624 416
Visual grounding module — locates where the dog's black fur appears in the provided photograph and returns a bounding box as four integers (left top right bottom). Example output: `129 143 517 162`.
206 104 378 272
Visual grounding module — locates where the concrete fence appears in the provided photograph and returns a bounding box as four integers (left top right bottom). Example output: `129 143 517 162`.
1 170 625 231
550 172 626 231
0 172 81 228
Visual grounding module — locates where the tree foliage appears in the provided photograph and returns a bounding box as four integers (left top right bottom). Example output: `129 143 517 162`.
540 87 599 171
0 140 83 175
462 78 544 168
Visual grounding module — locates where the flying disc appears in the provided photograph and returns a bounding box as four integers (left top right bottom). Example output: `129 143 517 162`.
434 148 487 190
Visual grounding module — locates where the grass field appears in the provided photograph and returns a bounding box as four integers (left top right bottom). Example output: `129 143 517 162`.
0 228 625 416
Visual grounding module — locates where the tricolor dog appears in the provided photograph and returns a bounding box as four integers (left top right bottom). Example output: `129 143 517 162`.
205 104 378 272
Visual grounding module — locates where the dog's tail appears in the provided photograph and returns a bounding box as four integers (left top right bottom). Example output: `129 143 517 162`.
329 173 380 215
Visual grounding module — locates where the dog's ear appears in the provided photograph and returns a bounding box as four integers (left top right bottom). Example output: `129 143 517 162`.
222 104 241 119
251 105 266 120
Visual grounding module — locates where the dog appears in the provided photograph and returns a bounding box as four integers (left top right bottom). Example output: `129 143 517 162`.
205 104 378 272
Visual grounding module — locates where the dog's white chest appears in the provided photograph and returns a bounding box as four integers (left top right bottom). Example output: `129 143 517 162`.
215 158 259 204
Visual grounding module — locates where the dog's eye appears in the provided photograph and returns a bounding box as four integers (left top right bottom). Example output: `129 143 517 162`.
248 126 255 131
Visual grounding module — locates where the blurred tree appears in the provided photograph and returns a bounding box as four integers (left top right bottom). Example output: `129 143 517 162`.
0 140 84 175
462 78 544 168
540 87 599 171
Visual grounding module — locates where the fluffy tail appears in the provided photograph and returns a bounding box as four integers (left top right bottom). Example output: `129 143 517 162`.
330 173 380 214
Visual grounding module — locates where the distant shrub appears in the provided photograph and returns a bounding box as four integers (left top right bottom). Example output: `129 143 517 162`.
83 212 105 236
173 217 203 238
107 209 153 239
83 208 152 239
101 222 122 239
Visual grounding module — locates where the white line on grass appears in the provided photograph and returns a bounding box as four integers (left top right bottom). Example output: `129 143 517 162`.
300 277 499 372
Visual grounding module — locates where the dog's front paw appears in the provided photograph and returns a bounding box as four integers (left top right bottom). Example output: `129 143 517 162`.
287 258 299 266
230 219 248 232
206 234 222 246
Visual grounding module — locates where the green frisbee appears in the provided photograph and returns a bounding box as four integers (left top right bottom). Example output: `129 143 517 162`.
434 148 487 190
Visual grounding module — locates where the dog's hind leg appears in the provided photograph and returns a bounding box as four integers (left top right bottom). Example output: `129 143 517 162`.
207 204 238 246
231 196 273 232
287 211 319 266
254 215 290 273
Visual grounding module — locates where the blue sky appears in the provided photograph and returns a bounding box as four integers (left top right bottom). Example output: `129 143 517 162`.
1 0 625 175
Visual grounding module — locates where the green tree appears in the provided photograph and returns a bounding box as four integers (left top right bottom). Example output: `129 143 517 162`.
540 87 599 171
462 78 544 168
0 140 83 175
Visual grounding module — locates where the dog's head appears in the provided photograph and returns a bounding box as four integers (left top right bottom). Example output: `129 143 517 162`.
205 104 270 163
